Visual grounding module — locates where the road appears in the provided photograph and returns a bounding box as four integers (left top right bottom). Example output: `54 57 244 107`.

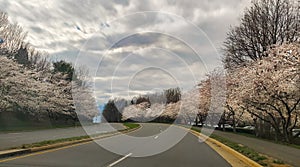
0 123 125 150
0 123 231 167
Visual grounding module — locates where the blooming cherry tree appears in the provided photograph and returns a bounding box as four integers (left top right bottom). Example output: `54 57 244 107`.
229 43 300 142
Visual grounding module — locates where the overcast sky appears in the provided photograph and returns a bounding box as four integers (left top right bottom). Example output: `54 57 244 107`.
0 0 251 103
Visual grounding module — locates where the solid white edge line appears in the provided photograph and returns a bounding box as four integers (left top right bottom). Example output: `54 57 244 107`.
108 153 132 167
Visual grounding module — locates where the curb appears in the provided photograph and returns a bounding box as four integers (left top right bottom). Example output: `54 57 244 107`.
189 129 262 167
0 149 30 159
0 125 140 159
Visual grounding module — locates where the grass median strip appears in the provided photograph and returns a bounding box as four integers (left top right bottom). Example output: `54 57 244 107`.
10 123 140 150
18 136 90 149
191 127 290 167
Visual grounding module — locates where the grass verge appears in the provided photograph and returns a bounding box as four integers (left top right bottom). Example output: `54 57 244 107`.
191 127 290 167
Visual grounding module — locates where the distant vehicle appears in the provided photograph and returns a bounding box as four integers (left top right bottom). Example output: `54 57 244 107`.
223 124 232 128
292 129 300 137
213 124 219 128
243 126 255 130
204 124 218 128
187 122 196 125
0 38 4 44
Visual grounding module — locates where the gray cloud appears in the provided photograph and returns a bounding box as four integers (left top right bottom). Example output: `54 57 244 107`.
0 0 250 103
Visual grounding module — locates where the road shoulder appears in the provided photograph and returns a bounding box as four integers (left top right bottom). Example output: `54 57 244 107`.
189 130 262 167
173 124 262 167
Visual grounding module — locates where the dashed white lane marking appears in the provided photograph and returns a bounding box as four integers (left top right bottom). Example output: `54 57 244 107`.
154 135 158 139
108 153 132 167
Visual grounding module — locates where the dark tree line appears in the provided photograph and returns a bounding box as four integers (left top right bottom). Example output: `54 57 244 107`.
164 87 181 104
102 100 122 122
53 60 75 81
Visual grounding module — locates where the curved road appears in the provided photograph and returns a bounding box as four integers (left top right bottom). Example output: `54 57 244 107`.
0 123 231 167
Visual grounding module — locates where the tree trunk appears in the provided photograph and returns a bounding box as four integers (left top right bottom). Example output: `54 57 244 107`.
283 125 291 143
232 113 236 133
195 115 198 126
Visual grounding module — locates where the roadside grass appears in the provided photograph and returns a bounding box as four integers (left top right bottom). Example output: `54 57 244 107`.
11 123 140 150
210 134 268 166
273 159 285 164
191 127 290 167
123 123 139 129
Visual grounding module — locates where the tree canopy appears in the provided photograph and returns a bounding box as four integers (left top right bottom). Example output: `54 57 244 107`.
223 0 299 69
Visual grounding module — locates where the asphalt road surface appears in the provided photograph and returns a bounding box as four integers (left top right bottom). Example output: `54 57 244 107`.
0 123 125 150
0 123 231 167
